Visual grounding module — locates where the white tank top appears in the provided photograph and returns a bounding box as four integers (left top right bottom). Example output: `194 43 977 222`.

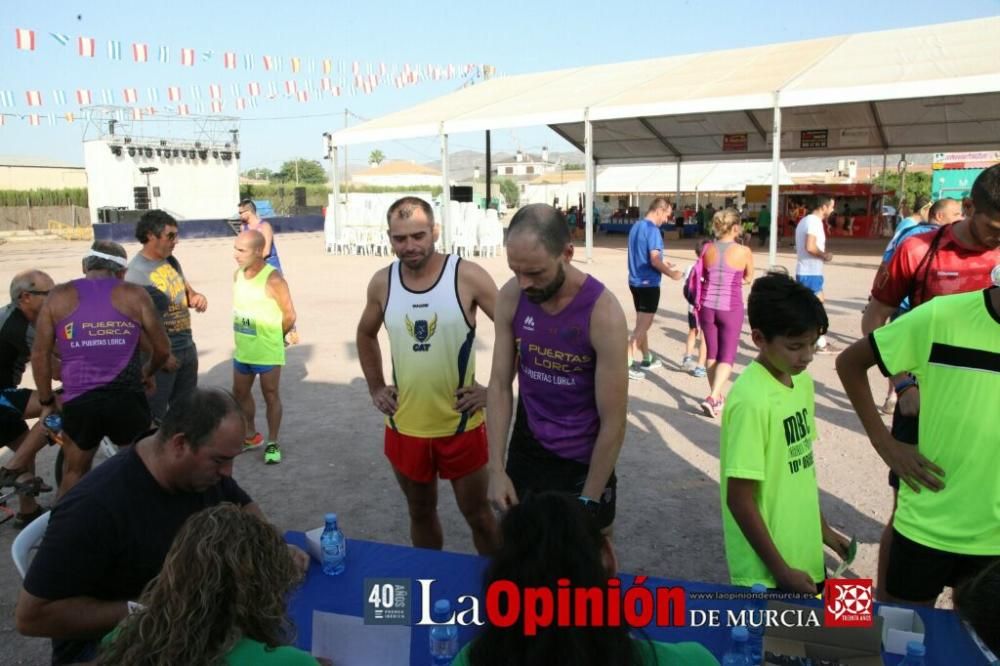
383 254 482 437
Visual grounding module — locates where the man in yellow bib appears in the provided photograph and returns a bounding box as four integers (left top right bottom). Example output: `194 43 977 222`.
232 231 296 464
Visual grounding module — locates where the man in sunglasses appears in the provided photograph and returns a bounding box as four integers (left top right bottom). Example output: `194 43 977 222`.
125 210 208 422
0 270 55 526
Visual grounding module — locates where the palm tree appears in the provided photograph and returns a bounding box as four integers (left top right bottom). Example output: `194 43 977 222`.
368 149 385 166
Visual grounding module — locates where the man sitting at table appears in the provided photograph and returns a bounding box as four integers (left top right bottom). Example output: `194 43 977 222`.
15 387 308 665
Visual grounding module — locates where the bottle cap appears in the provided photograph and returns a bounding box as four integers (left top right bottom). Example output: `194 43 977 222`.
433 599 452 618
906 640 925 656
325 513 337 524
750 583 767 594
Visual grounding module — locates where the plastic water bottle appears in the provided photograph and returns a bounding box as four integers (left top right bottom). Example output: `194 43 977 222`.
745 583 767 665
899 641 926 665
43 413 63 444
320 513 346 576
429 599 458 665
721 626 751 666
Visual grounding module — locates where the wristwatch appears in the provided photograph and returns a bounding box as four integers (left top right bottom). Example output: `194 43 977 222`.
578 496 601 517
38 395 56 407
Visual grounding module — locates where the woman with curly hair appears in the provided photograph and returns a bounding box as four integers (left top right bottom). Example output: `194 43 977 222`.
98 503 318 665
453 492 717 666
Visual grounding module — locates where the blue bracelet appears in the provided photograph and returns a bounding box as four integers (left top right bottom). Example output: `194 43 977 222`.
894 378 917 394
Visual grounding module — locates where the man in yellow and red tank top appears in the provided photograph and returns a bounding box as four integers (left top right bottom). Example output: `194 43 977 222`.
357 197 499 554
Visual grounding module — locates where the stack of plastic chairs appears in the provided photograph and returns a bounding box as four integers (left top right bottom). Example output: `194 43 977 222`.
478 209 504 257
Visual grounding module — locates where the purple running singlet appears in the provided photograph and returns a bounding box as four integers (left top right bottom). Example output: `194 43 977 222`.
55 278 142 403
512 275 604 463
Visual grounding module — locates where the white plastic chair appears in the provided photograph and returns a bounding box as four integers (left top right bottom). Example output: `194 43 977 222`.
12 509 51 578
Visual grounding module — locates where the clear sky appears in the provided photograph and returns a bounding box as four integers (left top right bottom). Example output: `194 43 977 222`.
1 0 997 171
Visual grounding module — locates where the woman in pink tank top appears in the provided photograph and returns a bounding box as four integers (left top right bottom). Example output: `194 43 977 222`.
696 209 754 418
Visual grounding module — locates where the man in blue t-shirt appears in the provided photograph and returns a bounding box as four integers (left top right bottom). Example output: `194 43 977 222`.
626 197 682 380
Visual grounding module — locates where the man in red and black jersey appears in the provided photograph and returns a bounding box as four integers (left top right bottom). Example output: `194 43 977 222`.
860 163 1000 600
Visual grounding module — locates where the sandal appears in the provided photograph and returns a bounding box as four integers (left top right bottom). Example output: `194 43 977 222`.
15 476 53 496
13 506 46 529
0 466 26 489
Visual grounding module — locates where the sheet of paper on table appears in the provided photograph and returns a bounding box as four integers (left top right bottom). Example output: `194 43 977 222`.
311 611 411 665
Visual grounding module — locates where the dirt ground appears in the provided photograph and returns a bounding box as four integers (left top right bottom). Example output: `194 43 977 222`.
0 230 909 662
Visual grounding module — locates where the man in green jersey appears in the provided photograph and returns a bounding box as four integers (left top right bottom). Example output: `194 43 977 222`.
721 273 850 592
838 285 1000 604
231 231 296 464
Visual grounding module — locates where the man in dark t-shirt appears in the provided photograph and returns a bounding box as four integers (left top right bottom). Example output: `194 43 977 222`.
0 270 55 525
15 388 304 665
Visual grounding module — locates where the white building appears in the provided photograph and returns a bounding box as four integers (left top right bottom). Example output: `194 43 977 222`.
0 155 88 190
493 147 559 178
351 160 441 187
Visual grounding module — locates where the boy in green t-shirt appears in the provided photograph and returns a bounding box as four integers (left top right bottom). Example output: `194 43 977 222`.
721 274 850 592
837 286 1000 605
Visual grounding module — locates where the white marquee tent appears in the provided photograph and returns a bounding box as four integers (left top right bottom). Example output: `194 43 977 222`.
324 17 1000 263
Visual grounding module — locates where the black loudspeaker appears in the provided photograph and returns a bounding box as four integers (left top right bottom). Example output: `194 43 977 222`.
450 186 473 203
134 187 150 210
294 187 306 207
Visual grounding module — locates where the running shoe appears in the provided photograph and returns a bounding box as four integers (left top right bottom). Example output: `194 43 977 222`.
691 366 707 378
700 396 719 418
628 366 645 381
641 355 663 370
680 354 696 372
243 432 264 450
264 442 282 464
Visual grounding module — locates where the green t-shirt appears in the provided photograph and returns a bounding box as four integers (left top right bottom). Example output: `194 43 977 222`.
757 209 770 229
103 630 316 665
451 637 718 665
720 361 824 587
225 638 317 665
871 287 1000 555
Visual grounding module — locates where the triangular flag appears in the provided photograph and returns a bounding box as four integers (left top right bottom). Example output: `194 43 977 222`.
0 91 12 107
243 53 253 70
26 90 43 107
65 112 74 123
247 82 260 97
209 84 221 99
202 50 214 62
236 97 246 111
147 87 158 103
181 48 195 66
53 90 66 105
76 89 92 105
159 45 169 63
191 85 201 100
224 52 236 69
297 90 308 103
132 107 142 120
262 55 273 71
133 43 148 63
167 86 181 102
50 33 69 46
28 114 40 126
211 100 223 113
290 57 300 73
122 88 137 104
322 59 332 75
177 104 189 116
284 80 296 95
15 29 36 51
101 89 113 104
107 40 122 60
47 113 56 126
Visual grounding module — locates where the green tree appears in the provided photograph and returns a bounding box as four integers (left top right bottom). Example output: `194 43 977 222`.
275 159 327 184
497 177 519 207
871 170 931 208
368 149 385 166
243 167 273 181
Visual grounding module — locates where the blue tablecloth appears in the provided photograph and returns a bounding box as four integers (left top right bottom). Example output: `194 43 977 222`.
285 533 986 665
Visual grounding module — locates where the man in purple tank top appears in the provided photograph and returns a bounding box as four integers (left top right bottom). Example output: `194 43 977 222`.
487 204 629 531
32 241 170 497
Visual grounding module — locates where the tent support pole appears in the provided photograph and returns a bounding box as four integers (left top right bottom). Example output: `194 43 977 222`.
440 129 451 250
328 142 340 252
768 96 782 268
485 130 492 212
584 109 594 262
676 160 682 213
879 153 888 235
